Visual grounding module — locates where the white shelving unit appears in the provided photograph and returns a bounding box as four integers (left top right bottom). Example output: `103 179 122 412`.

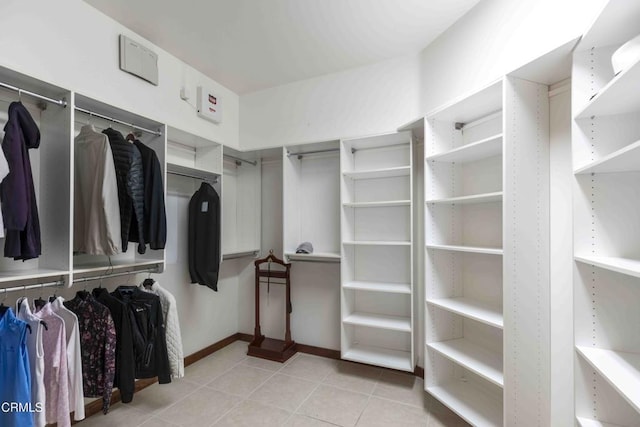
572 2 640 425
425 74 551 426
283 140 340 263
222 146 261 259
340 131 414 372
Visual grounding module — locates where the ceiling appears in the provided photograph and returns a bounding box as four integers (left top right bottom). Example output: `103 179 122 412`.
84 0 481 94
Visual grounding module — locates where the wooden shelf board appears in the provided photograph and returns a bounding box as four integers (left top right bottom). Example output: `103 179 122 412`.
428 339 504 387
427 297 503 329
426 191 503 205
344 240 411 246
576 57 640 118
575 254 640 279
285 252 340 263
427 382 503 427
426 244 503 256
342 166 411 180
576 346 640 413
342 344 412 372
0 268 68 284
342 281 411 294
426 134 502 164
577 417 623 427
574 139 640 175
343 200 410 208
343 312 411 332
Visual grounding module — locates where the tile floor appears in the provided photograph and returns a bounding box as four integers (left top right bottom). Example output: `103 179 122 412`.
77 341 470 427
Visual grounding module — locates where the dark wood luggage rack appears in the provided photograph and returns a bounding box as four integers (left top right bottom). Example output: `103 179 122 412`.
248 250 297 362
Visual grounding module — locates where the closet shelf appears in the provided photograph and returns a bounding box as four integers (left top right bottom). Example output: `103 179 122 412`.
342 344 412 372
576 418 623 427
427 382 504 427
284 252 341 263
576 346 640 413
0 268 68 284
427 297 503 329
575 254 640 279
574 139 640 174
342 166 411 180
426 244 503 256
73 259 163 276
343 200 410 208
426 191 503 205
428 339 504 387
343 240 411 246
222 249 260 260
167 162 219 181
575 57 640 119
343 312 411 332
342 281 411 294
426 134 502 164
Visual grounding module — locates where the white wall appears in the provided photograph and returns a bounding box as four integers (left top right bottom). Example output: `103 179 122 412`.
0 0 239 148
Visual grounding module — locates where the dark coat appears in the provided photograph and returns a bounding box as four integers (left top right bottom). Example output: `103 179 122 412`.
131 140 166 250
188 182 220 291
1 101 41 260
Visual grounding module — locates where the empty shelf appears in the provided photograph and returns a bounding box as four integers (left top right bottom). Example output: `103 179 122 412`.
343 312 411 332
576 346 640 413
426 191 503 205
342 281 411 294
343 200 410 208
426 134 502 163
342 344 412 372
427 297 503 329
222 249 260 260
575 254 640 279
343 166 411 180
574 139 640 174
428 339 504 387
427 244 503 255
344 240 411 246
285 252 341 263
576 57 640 118
577 418 623 427
427 382 503 427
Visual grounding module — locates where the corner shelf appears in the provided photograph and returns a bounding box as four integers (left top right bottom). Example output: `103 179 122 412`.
343 312 411 332
344 240 411 246
576 346 640 413
577 417 624 427
342 344 412 372
427 382 504 427
284 252 340 263
343 200 410 208
574 139 640 175
426 134 503 164
426 244 503 256
342 281 411 294
575 254 640 279
342 166 410 180
428 339 504 387
427 297 503 329
426 191 503 205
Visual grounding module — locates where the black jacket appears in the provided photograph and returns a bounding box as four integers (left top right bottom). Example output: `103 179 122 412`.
1 102 41 260
188 182 220 291
131 140 166 250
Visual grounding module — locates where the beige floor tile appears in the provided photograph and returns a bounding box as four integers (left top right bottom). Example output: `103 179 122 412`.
373 371 428 409
283 414 338 427
356 397 428 427
297 384 369 427
183 354 241 385
214 340 250 363
242 355 286 371
76 403 150 427
156 387 242 427
323 361 382 395
139 416 180 426
427 412 470 427
214 400 291 427
280 354 339 382
207 364 275 397
124 378 201 413
248 373 317 412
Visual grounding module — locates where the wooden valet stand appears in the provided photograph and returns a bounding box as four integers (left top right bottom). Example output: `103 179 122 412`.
248 250 297 362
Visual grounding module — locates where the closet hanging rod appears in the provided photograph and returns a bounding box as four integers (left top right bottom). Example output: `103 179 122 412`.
75 107 163 137
167 170 218 183
454 110 502 131
1 279 64 294
0 81 67 108
72 266 159 284
351 142 410 153
287 148 340 159
224 154 257 166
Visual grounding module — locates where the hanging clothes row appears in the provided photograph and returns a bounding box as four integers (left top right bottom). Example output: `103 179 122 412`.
74 125 166 256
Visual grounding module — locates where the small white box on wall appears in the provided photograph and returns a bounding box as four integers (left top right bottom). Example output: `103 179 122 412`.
197 86 222 124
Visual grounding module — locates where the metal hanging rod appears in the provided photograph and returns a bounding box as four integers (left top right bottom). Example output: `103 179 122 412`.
287 148 340 159
0 81 67 108
75 107 163 137
167 170 218 183
1 279 65 294
224 154 257 166
72 266 159 284
351 142 410 154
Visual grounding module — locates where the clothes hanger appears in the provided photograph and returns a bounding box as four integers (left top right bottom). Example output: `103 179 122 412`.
126 126 136 142
0 288 9 316
142 271 155 289
34 283 47 311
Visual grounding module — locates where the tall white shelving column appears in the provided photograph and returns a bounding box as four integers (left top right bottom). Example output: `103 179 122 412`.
572 1 640 426
340 132 414 372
